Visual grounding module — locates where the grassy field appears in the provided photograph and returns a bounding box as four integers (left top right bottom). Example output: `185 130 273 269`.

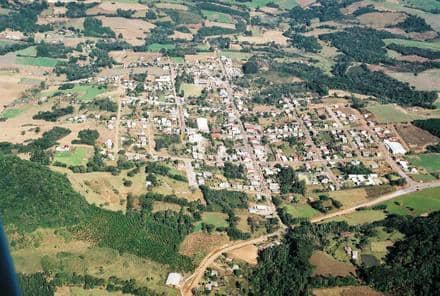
147 43 175 52
231 0 297 9
283 203 319 218
201 212 229 228
0 108 22 119
219 50 253 61
382 187 440 216
53 147 92 167
11 228 177 295
65 84 107 102
401 0 440 11
367 103 420 123
201 10 234 23
15 46 37 57
406 153 440 173
384 38 440 51
16 56 60 67
180 83 204 98
329 210 387 225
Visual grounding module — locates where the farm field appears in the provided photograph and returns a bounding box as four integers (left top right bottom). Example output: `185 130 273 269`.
180 83 204 98
401 0 440 11
53 146 92 167
381 186 440 216
406 153 440 173
201 10 234 24
201 212 229 228
329 210 387 225
283 203 319 218
367 104 421 123
16 56 60 67
383 38 440 51
147 43 175 52
64 84 107 102
0 108 22 119
385 69 440 91
309 251 356 277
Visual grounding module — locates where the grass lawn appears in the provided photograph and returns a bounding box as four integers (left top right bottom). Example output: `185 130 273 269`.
147 43 175 52
367 103 420 123
201 212 229 228
65 84 107 102
283 203 319 218
53 147 91 167
382 187 440 216
0 108 22 119
201 10 234 23
180 83 204 98
16 56 60 67
329 210 387 225
15 46 37 57
384 38 440 51
406 153 440 173
401 0 440 11
219 50 253 61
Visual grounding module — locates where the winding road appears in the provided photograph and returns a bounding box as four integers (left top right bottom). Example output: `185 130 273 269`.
179 180 440 296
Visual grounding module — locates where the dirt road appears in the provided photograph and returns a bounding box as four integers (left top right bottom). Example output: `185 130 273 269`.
180 181 440 295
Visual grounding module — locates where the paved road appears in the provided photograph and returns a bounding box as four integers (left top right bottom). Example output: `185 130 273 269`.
179 180 440 295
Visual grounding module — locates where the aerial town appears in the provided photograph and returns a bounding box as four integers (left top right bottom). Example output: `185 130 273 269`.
0 0 439 295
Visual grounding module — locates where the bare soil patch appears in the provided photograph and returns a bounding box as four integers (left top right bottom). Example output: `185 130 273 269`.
310 251 356 277
97 16 154 46
88 2 148 14
313 286 383 296
238 29 288 46
227 245 258 265
395 123 439 151
358 12 406 28
179 232 230 257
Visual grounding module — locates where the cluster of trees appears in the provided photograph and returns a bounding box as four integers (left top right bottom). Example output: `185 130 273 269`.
352 5 378 16
154 134 180 151
197 26 237 37
286 33 322 53
83 17 115 38
0 1 49 33
276 165 306 195
19 271 161 296
87 97 117 112
36 42 72 58
200 186 248 211
0 154 90 232
339 162 372 175
65 2 96 18
393 15 432 33
33 106 74 122
287 0 354 25
223 161 245 179
275 62 437 108
145 161 188 182
319 27 394 64
386 43 440 59
195 2 250 19
309 194 342 213
55 60 96 81
72 129 99 145
28 127 71 151
0 42 31 55
362 213 440 295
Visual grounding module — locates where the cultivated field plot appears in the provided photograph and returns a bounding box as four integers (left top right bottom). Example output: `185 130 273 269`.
406 153 440 173
383 38 440 51
313 286 383 296
396 123 439 151
201 212 229 228
179 232 230 263
201 9 234 24
96 16 155 46
237 29 288 46
310 251 356 277
330 188 370 209
385 69 440 91
283 203 319 218
357 12 406 28
367 104 421 123
329 210 387 225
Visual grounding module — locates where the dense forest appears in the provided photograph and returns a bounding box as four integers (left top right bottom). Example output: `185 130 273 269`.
413 119 440 137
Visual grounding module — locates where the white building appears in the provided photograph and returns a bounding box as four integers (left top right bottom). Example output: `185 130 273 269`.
384 140 407 155
165 273 183 287
196 117 209 133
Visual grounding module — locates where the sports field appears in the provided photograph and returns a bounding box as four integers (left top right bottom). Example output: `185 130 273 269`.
367 104 420 123
406 153 440 173
284 203 319 218
53 147 91 167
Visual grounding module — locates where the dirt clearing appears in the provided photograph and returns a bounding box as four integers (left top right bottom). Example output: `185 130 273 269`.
395 123 439 151
227 245 258 265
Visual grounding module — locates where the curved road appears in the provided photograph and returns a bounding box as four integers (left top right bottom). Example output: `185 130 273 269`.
179 181 440 296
